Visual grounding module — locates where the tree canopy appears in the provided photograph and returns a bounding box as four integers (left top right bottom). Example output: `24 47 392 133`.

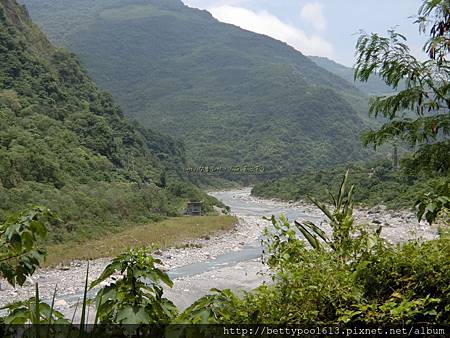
354 0 449 174
354 0 449 224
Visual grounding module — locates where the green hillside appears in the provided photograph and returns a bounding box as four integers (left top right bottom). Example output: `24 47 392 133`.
309 55 395 96
21 0 378 180
0 0 216 243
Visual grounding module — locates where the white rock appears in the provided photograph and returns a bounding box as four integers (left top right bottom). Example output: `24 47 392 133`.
54 299 68 307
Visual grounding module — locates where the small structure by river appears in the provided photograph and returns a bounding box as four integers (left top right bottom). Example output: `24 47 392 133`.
185 201 203 216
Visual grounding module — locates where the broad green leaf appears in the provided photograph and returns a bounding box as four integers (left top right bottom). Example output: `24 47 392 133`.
116 306 150 324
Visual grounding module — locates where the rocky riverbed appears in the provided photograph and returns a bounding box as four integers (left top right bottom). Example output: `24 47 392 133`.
223 188 439 243
0 214 270 314
0 188 440 319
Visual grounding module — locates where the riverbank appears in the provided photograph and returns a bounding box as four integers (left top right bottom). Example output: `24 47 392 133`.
0 188 440 318
229 187 439 243
0 214 269 312
44 215 237 266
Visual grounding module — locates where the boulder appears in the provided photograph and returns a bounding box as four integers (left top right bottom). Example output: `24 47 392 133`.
54 299 68 308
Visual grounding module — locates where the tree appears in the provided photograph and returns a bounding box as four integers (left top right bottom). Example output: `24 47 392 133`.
355 0 449 167
354 0 449 224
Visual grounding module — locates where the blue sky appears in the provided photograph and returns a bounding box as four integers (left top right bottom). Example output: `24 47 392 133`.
183 0 426 66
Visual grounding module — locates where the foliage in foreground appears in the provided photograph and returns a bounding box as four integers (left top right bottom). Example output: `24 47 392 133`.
416 179 450 225
174 231 449 326
90 248 178 325
355 1 449 170
1 212 448 333
354 0 449 223
0 207 55 286
184 180 449 325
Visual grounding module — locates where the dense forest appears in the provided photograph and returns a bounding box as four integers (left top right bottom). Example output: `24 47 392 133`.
0 0 218 243
309 56 396 96
252 159 448 210
21 0 379 179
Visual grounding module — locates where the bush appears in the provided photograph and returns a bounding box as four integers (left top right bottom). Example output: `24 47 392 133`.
349 233 450 323
242 249 361 324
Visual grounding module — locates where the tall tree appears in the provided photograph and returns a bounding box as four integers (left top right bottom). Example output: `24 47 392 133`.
354 0 449 224
355 0 449 170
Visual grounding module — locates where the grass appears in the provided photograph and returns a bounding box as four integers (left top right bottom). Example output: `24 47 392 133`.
44 215 237 266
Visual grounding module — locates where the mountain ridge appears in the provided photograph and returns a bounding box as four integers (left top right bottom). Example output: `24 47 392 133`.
308 55 395 96
21 0 378 180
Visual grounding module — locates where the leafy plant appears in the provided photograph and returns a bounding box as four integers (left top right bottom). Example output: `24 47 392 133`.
294 171 383 263
299 171 354 252
355 30 449 154
354 0 450 224
0 284 69 325
0 206 56 286
262 215 306 271
245 242 361 324
416 0 449 64
416 179 450 224
176 288 242 324
90 248 178 326
348 232 450 324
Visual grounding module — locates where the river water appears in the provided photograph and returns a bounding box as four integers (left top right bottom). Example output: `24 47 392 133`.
169 187 439 281
0 188 438 315
168 188 325 280
0 188 321 313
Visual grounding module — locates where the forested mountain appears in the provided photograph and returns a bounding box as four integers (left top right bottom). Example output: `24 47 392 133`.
309 56 395 96
21 0 378 179
0 0 214 242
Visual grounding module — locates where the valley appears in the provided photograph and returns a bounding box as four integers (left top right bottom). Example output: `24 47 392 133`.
21 0 379 179
0 0 448 330
0 189 438 319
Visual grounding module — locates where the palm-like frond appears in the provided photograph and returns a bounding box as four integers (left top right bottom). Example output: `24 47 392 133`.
294 221 322 250
299 171 355 257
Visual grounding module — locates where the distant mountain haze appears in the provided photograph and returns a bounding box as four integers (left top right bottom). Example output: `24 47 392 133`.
21 0 379 179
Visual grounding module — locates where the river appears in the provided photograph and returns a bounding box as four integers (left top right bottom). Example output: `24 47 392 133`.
0 188 438 318
168 188 324 280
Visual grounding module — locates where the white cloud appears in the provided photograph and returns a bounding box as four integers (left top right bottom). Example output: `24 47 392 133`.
300 2 326 32
208 6 334 58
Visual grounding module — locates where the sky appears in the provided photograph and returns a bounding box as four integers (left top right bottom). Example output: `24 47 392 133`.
182 0 426 67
